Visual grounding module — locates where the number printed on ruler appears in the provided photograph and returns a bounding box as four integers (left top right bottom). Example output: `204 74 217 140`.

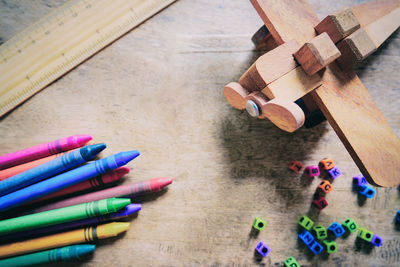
0 0 175 117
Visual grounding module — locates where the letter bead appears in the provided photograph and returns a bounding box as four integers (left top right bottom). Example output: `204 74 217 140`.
328 222 345 238
289 161 303 174
371 234 383 247
319 158 335 170
323 240 338 253
353 174 368 187
318 180 333 194
306 166 320 177
359 185 376 199
328 166 342 179
342 218 358 233
312 225 328 240
309 240 324 255
252 217 267 231
298 215 314 230
284 256 300 267
396 210 400 223
313 196 328 210
255 241 271 257
299 230 314 246
357 227 374 242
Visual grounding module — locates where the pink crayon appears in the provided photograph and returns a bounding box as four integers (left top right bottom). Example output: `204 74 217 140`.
0 135 92 170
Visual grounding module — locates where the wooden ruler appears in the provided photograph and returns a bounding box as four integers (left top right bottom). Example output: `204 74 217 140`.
0 0 175 117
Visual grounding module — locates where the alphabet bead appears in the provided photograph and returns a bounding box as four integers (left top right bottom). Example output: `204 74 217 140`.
312 225 328 240
255 241 271 257
284 256 300 267
323 240 338 253
309 240 324 255
289 161 303 174
298 215 314 230
328 222 345 238
353 174 368 187
357 227 374 242
342 218 358 233
396 210 400 223
328 166 342 179
306 166 320 177
298 230 314 246
313 196 328 210
359 185 376 198
319 158 335 170
371 234 383 247
318 180 333 194
253 217 267 231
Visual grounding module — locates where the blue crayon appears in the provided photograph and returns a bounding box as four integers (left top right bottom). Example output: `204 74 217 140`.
0 204 141 242
0 245 95 266
0 150 140 212
0 143 106 196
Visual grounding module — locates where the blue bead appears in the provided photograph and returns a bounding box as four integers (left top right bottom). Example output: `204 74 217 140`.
255 241 271 257
328 222 345 238
371 234 383 247
359 185 376 198
309 240 324 255
396 210 400 223
298 230 314 246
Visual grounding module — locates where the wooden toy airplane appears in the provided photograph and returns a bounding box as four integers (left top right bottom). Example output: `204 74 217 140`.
223 0 400 187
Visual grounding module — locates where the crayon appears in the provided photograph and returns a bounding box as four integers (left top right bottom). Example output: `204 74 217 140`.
0 150 140 212
0 204 141 242
35 177 173 212
0 135 92 170
0 143 106 196
30 167 130 204
0 153 62 181
0 197 130 235
0 222 130 258
0 244 96 267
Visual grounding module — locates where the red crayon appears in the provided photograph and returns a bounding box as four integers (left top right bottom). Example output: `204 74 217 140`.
30 167 130 204
34 177 173 212
0 135 92 170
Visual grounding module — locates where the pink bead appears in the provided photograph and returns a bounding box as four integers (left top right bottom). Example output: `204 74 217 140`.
306 166 320 177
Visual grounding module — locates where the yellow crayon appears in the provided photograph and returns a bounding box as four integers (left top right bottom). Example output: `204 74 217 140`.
0 222 130 259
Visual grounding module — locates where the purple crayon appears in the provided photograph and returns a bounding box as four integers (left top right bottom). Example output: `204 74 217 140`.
0 204 141 243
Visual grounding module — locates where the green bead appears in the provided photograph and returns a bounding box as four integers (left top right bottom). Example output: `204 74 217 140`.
312 225 328 240
342 218 358 233
323 240 338 253
284 256 300 267
357 227 374 242
252 217 266 231
298 215 314 230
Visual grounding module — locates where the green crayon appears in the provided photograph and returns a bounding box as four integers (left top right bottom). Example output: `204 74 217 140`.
0 244 95 266
0 197 130 235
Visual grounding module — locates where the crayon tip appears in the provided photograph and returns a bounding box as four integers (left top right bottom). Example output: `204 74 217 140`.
107 197 132 212
71 244 96 258
150 177 174 192
81 143 107 160
114 166 131 177
75 135 93 146
115 150 140 166
110 204 141 219
102 222 131 237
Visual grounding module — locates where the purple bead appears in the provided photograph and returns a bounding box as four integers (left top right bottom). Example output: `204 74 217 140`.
255 241 271 257
353 174 368 187
371 234 383 247
328 166 342 179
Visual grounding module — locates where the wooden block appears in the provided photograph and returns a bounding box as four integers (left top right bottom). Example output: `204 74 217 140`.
364 7 400 48
238 39 299 92
336 29 376 71
223 82 249 110
293 32 341 76
352 0 400 27
251 24 278 51
315 8 360 43
262 67 322 102
259 98 305 132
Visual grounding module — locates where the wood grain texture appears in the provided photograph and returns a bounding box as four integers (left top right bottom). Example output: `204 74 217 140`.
0 0 399 266
352 0 400 27
315 8 360 44
294 32 341 76
251 0 400 187
224 82 249 110
239 39 299 92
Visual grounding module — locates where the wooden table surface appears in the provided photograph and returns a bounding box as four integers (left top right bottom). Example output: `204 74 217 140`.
0 0 399 266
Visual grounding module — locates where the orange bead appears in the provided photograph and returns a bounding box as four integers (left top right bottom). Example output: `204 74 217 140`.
289 161 303 174
318 180 333 194
319 158 335 170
